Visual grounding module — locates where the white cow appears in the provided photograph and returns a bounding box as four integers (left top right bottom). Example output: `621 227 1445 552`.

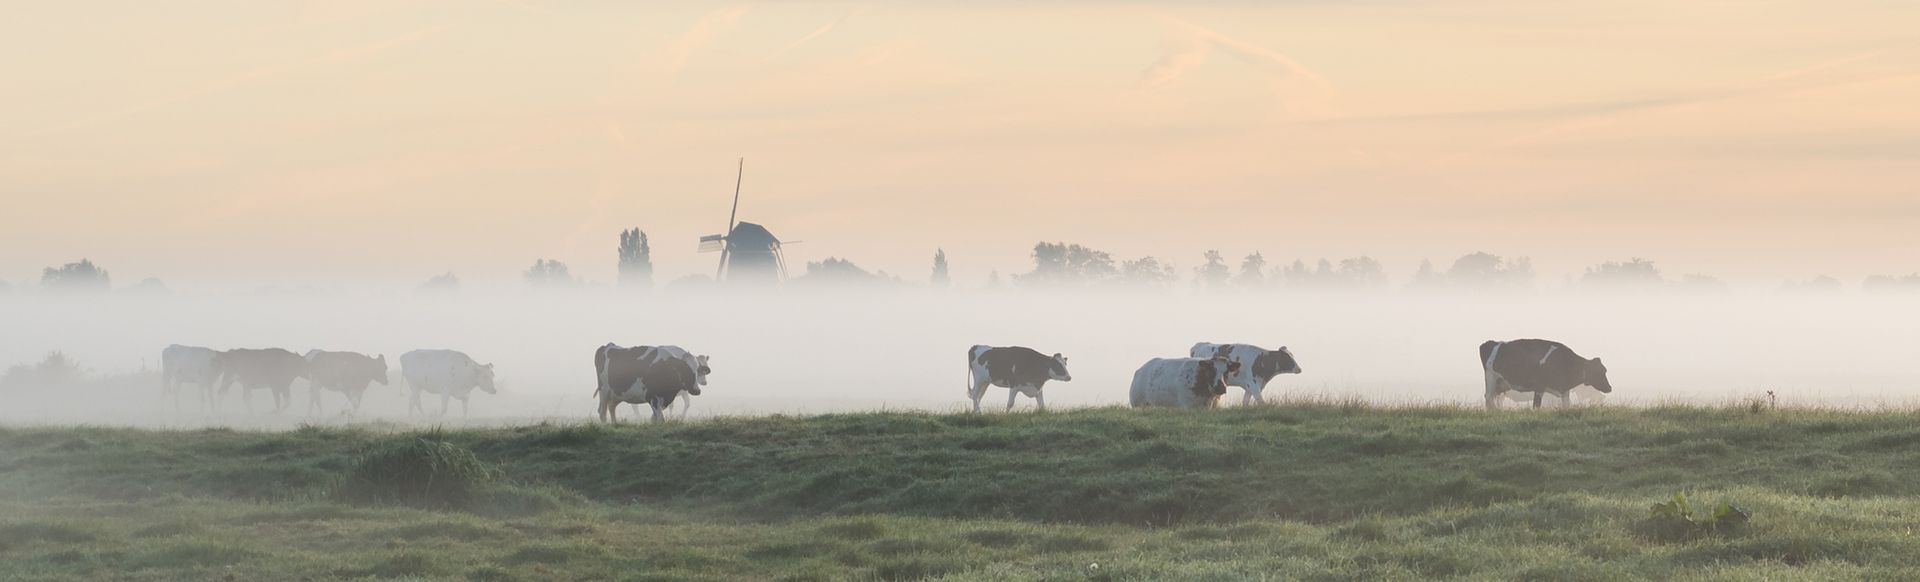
1189 343 1301 405
161 344 220 411
1130 357 1235 410
400 349 497 417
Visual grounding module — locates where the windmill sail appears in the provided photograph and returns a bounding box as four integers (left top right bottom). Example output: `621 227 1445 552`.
698 235 726 253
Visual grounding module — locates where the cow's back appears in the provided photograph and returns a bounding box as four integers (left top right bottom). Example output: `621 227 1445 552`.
402 349 476 389
163 345 217 381
1484 339 1580 391
979 346 1046 385
222 348 307 385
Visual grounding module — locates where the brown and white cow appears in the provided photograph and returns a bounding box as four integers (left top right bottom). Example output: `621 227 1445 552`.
1189 343 1301 405
1129 357 1238 409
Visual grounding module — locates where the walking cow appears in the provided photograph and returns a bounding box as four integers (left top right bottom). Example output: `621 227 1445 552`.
1130 357 1236 409
304 350 389 415
161 344 220 411
1481 339 1613 409
595 345 702 423
595 343 710 419
212 348 309 413
1189 343 1301 405
400 349 497 417
965 345 1071 413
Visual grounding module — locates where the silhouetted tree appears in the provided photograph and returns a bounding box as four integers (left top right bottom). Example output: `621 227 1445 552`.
1582 258 1663 288
1277 256 1387 289
1437 252 1533 289
618 228 653 289
1194 250 1231 289
1409 259 1442 289
524 259 574 288
1018 242 1117 287
931 249 950 288
41 259 110 293
0 351 84 390
124 277 168 296
1863 274 1920 293
986 270 1003 290
1783 275 1842 293
798 257 876 283
420 272 460 293
1237 252 1267 288
1119 256 1178 288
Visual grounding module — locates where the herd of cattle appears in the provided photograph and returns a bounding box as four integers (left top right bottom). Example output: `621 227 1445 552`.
157 337 1614 422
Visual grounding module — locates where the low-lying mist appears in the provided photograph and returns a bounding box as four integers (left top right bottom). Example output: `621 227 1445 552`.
2 286 1914 428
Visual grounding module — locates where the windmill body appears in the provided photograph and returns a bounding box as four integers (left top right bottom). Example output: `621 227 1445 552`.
699 160 793 285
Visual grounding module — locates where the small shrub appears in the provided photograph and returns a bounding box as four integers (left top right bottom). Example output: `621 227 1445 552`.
338 436 498 509
1645 490 1750 541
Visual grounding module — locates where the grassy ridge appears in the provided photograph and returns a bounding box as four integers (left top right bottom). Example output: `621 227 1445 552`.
5 406 1919 523
5 405 1920 580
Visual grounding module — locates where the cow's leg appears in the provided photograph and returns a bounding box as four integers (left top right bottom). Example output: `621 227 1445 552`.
968 381 988 414
1532 391 1544 409
439 391 451 416
1560 391 1575 408
650 399 665 423
1035 391 1046 412
1006 388 1019 411
461 396 470 418
309 384 323 416
408 387 422 415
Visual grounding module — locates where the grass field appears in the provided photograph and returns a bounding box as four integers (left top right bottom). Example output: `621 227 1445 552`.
5 404 1920 580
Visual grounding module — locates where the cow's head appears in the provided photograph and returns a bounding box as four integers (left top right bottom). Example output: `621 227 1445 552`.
1049 353 1072 382
370 354 390 386
476 362 497 394
1208 358 1232 396
693 354 711 387
1584 358 1612 393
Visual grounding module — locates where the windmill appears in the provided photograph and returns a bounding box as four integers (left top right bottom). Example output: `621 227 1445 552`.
699 159 795 284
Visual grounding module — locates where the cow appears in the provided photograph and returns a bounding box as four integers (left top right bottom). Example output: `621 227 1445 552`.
1130 357 1236 409
211 348 309 413
160 344 220 411
400 349 497 417
965 345 1071 413
1189 343 1302 405
1481 339 1613 409
303 350 389 415
595 345 701 423
594 343 710 419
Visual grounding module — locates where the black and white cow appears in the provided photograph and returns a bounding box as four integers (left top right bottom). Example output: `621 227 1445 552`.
212 348 310 413
1129 357 1237 409
595 345 702 423
965 345 1071 413
1481 339 1613 409
594 343 710 419
1189 343 1301 405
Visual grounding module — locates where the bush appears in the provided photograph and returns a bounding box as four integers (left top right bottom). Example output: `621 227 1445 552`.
338 436 497 509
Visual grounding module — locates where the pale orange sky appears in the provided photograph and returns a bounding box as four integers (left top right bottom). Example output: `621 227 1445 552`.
3 1 1918 289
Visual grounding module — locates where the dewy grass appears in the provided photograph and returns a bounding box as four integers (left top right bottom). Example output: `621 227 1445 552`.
5 404 1920 579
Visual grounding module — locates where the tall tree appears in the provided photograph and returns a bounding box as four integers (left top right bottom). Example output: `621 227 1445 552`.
618 228 653 289
1017 241 1116 287
1582 258 1663 288
1237 252 1267 288
930 249 950 288
1194 250 1231 289
41 259 110 293
1120 256 1178 288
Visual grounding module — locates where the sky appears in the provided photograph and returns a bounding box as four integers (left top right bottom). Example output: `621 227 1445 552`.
3 0 1918 291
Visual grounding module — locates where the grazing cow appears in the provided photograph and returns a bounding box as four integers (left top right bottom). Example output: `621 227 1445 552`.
594 343 710 419
1130 357 1236 409
595 345 702 423
160 344 220 411
212 348 309 413
965 345 1071 413
1481 339 1613 409
400 349 496 417
303 350 389 415
1189 343 1302 405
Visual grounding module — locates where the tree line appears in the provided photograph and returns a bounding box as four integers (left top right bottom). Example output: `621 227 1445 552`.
8 232 1917 295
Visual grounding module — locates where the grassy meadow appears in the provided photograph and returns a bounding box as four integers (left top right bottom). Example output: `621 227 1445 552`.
5 404 1920 580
